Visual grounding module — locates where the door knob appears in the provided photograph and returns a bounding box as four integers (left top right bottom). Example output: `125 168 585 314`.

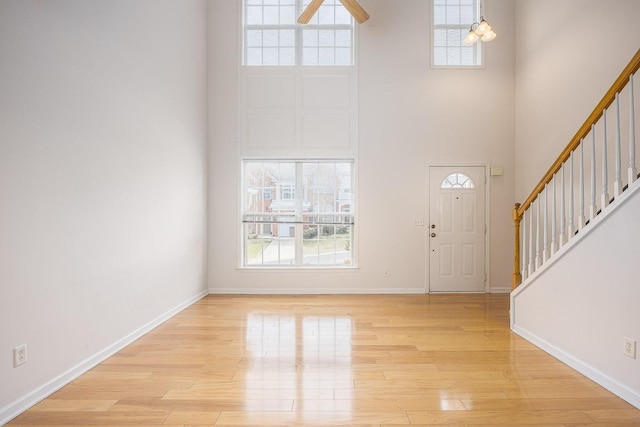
431 233 436 237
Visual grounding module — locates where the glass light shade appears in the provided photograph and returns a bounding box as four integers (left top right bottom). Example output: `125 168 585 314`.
464 30 479 44
475 18 491 35
481 30 497 42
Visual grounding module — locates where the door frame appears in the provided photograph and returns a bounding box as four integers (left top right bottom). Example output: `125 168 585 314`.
425 163 491 293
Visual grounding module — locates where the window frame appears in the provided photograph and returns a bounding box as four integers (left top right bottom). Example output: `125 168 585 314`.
242 0 355 67
241 159 356 269
430 0 484 69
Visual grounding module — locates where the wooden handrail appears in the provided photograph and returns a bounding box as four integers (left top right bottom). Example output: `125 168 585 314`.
516 48 640 218
512 48 640 289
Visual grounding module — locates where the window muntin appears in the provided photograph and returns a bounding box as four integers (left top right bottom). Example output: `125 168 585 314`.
243 160 354 267
441 173 475 189
243 0 354 66
432 0 482 67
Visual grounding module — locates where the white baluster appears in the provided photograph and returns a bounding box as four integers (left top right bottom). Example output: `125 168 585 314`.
614 93 622 197
535 197 542 269
551 175 557 255
521 210 527 281
602 108 610 209
590 125 598 221
630 74 637 184
578 139 586 230
528 204 534 276
543 185 549 263
561 162 567 245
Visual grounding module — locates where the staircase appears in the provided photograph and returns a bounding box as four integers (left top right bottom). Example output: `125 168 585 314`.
510 49 640 409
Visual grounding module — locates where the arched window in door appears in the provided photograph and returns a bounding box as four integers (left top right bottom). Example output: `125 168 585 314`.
441 173 475 189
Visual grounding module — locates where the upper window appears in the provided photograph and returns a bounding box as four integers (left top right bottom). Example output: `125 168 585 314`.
432 0 482 67
243 0 354 66
243 160 355 268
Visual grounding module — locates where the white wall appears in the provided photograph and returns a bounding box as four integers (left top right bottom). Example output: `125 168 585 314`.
0 0 208 418
208 0 516 293
514 0 640 200
512 182 640 408
513 2 640 407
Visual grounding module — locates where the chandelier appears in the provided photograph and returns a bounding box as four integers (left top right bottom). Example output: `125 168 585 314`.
464 16 497 44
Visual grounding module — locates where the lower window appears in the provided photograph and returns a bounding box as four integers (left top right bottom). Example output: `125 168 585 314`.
242 160 354 268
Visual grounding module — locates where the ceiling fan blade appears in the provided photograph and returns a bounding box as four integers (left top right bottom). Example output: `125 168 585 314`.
338 0 369 23
297 0 325 24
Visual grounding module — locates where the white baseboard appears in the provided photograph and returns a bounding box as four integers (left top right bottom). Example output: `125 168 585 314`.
208 287 426 295
512 324 640 409
0 289 208 426
209 287 511 295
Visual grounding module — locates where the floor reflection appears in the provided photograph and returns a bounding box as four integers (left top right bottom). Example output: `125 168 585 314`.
244 313 353 415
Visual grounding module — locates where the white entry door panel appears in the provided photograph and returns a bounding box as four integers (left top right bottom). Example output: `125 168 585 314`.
429 166 486 292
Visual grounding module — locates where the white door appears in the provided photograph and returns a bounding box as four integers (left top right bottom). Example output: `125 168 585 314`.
429 166 486 292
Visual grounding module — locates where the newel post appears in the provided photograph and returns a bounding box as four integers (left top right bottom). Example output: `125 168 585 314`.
512 203 522 290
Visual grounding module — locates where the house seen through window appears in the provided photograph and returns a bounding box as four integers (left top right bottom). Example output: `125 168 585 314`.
243 160 354 267
243 0 354 66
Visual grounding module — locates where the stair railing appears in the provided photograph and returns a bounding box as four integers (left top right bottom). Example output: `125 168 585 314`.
512 49 640 290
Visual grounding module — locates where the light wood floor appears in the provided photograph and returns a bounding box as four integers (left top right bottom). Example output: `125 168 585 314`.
8 294 640 426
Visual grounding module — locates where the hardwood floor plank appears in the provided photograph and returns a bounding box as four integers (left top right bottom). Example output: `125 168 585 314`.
407 409 594 424
582 408 640 423
8 411 170 425
461 397 637 412
215 410 410 425
6 295 639 426
162 410 221 424
109 397 293 412
29 400 118 412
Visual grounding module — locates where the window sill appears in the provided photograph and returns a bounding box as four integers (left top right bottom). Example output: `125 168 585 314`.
237 266 360 272
430 64 486 70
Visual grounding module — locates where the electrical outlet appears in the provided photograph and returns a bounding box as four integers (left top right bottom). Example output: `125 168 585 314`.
624 338 636 359
13 344 27 367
